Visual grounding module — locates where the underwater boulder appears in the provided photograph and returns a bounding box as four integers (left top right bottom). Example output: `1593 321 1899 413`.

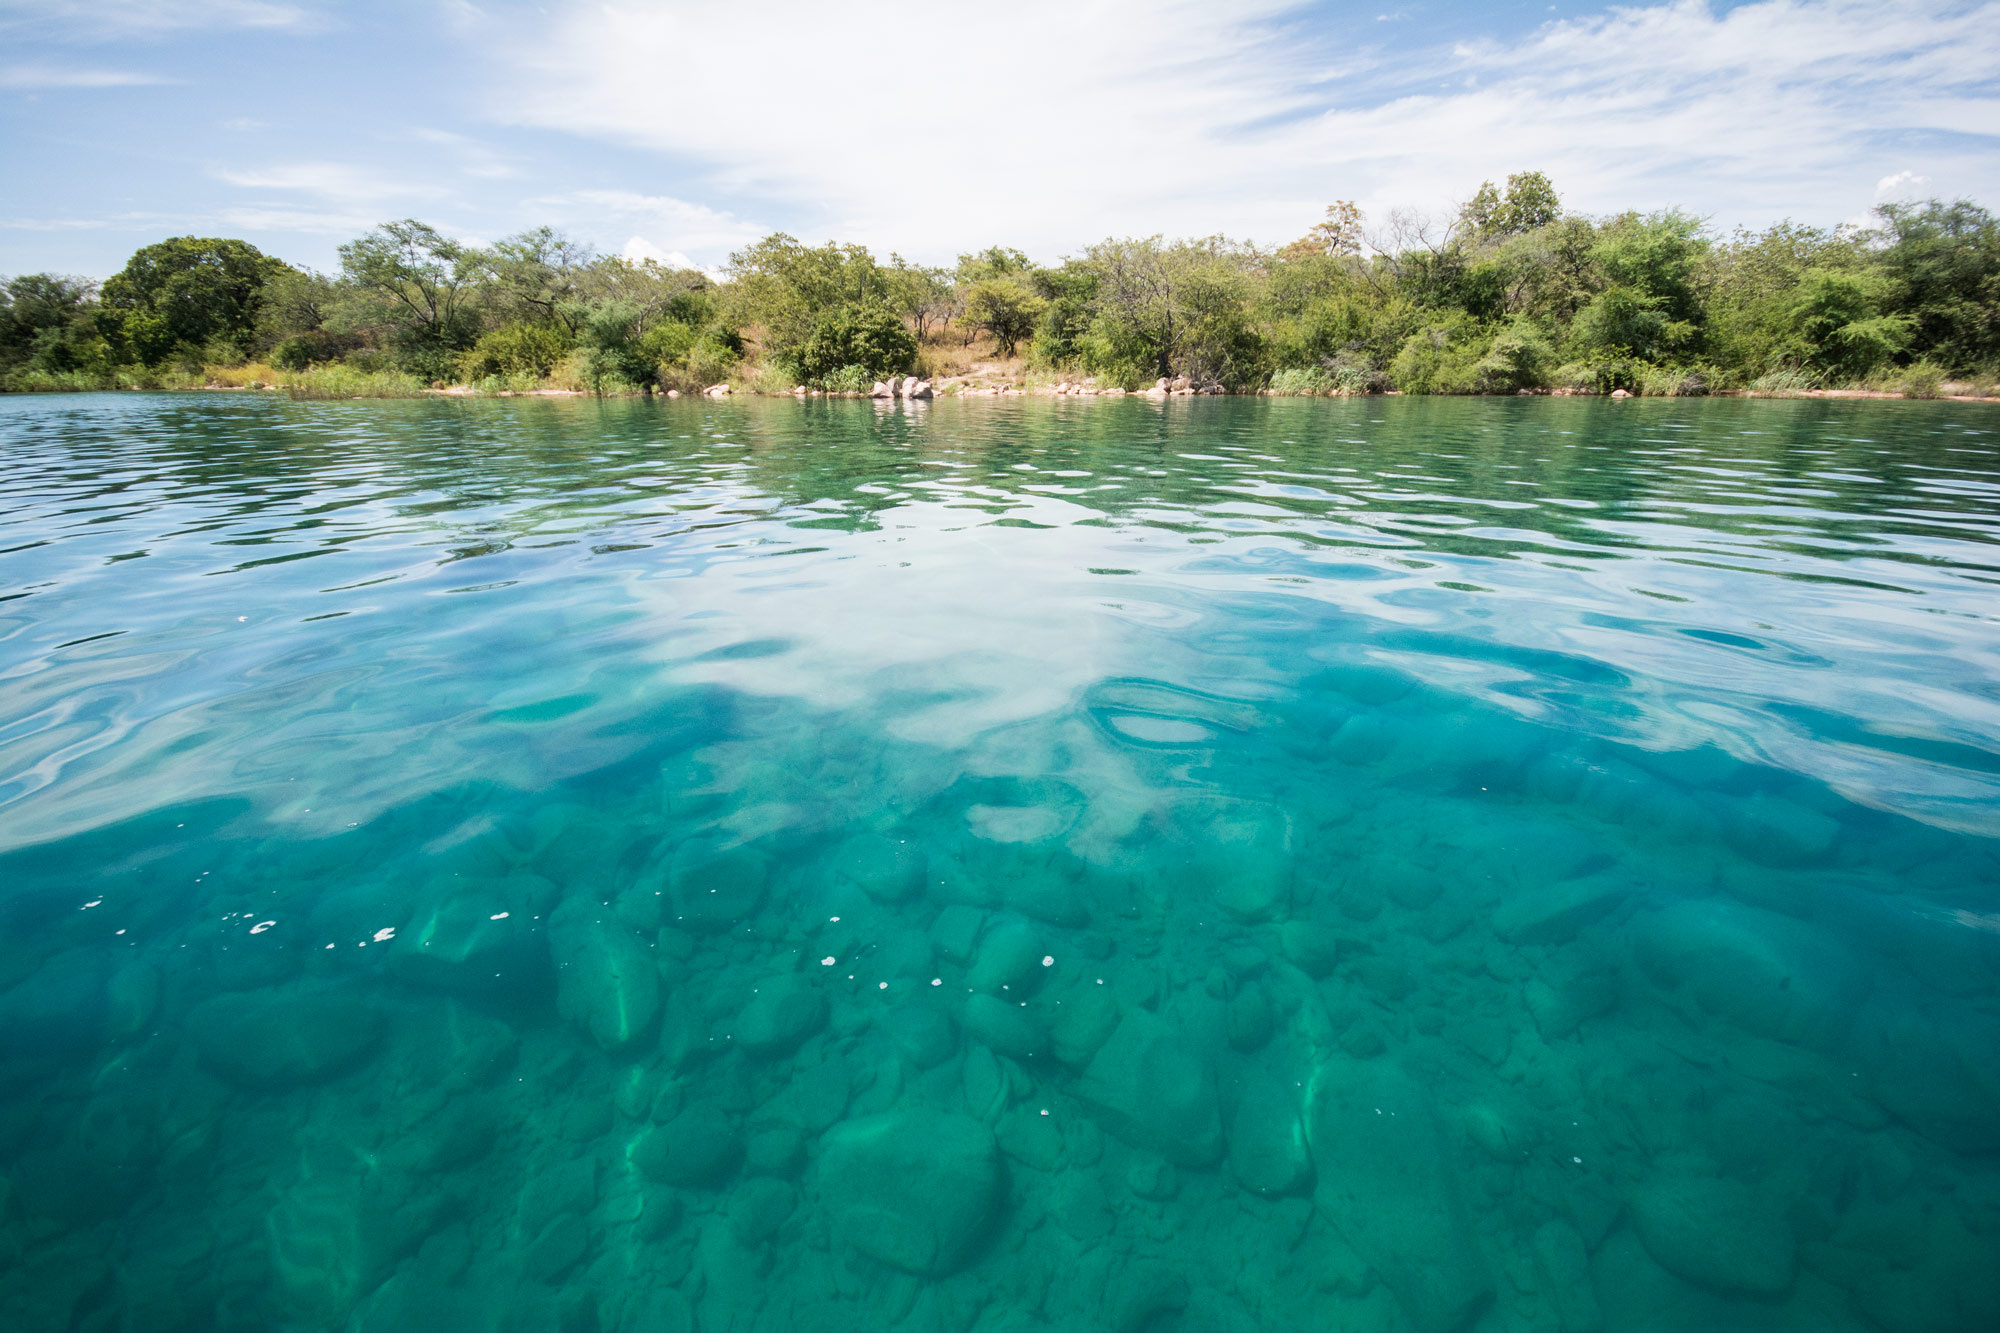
188 983 383 1088
967 915 1041 994
388 891 545 998
548 899 660 1054
733 974 826 1056
630 1102 741 1187
962 992 1046 1061
816 1111 1001 1275
1628 1169 1796 1295
1229 1070 1312 1196
1307 1058 1491 1333
828 831 925 903
669 846 768 934
1074 1008 1222 1166
1633 899 1863 1051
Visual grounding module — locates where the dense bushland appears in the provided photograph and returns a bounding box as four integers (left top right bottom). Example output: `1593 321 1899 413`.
4 174 1995 397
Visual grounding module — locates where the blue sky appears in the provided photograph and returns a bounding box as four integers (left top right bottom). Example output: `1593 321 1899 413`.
2 0 1996 279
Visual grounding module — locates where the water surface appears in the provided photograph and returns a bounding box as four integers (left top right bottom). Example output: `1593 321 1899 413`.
2 393 1997 1333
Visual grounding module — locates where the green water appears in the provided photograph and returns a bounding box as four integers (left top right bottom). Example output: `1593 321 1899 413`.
2 393 1998 1333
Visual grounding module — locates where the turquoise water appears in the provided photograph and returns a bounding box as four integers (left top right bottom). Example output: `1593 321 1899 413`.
2 392 1998 1333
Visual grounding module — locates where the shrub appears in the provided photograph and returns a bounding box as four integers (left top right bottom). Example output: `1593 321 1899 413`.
1748 368 1819 396
1636 365 1710 396
1465 321 1555 394
1268 366 1333 395
813 364 874 394
272 330 360 371
1553 356 1640 394
1890 360 1948 399
460 323 570 380
786 305 917 384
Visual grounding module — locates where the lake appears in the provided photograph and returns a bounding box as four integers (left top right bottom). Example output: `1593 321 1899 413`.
1 392 1997 1333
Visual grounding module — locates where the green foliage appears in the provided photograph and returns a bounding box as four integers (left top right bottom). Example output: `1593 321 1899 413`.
1888 360 1948 399
461 322 572 380
1782 268 1911 379
961 276 1043 358
338 219 484 377
788 305 917 385
1268 367 1333 395
1068 236 1264 387
816 364 874 395
1389 318 1509 394
101 236 287 366
10 182 1999 399
1466 320 1556 393
1461 171 1562 241
1872 199 2000 372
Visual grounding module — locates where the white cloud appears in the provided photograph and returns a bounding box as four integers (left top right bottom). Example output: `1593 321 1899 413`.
481 0 2000 259
620 235 695 269
0 64 169 88
0 1 319 37
530 188 767 255
213 161 441 204
216 205 378 235
1876 170 1932 200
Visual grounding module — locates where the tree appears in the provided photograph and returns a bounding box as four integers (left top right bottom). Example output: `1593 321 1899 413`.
1279 201 1365 261
486 227 595 334
1073 236 1263 386
1873 199 2000 371
0 274 112 378
338 219 484 376
100 236 286 365
961 276 1043 357
1461 172 1562 241
884 258 957 342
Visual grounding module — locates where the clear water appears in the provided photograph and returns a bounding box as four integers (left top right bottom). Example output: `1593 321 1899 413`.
2 392 1998 1333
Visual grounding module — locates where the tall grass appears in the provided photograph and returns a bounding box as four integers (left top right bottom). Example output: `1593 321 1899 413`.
1748 369 1819 397
278 364 428 399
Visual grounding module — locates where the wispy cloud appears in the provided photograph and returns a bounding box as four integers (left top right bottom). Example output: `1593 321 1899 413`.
214 161 442 204
0 1 321 38
0 63 171 88
481 0 2000 259
529 188 768 255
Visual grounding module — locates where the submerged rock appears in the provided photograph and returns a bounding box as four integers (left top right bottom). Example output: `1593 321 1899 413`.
734 975 825 1056
389 891 545 997
188 983 383 1088
548 901 659 1054
669 846 768 934
1307 1059 1491 1333
630 1103 740 1187
1230 1071 1312 1195
1628 1170 1796 1295
817 1111 1001 1275
1074 1008 1222 1166
1634 899 1862 1051
828 831 925 903
962 992 1045 1060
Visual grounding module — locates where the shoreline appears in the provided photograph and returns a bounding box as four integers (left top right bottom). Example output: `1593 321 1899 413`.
43 383 1995 405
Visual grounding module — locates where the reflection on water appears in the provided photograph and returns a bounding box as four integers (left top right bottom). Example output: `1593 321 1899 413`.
1 393 1997 1333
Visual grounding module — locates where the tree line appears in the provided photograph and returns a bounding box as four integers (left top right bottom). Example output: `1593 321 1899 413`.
3 174 1995 397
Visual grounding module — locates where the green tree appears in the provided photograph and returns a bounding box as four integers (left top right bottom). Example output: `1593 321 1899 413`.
1873 199 2000 371
338 219 485 378
486 227 595 334
0 274 114 380
961 276 1043 357
100 236 286 366
1462 172 1562 241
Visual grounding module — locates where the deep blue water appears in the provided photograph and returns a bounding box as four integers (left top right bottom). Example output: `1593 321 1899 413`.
1 392 1997 1333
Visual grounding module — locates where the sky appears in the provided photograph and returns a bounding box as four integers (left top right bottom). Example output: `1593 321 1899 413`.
1 0 1996 279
